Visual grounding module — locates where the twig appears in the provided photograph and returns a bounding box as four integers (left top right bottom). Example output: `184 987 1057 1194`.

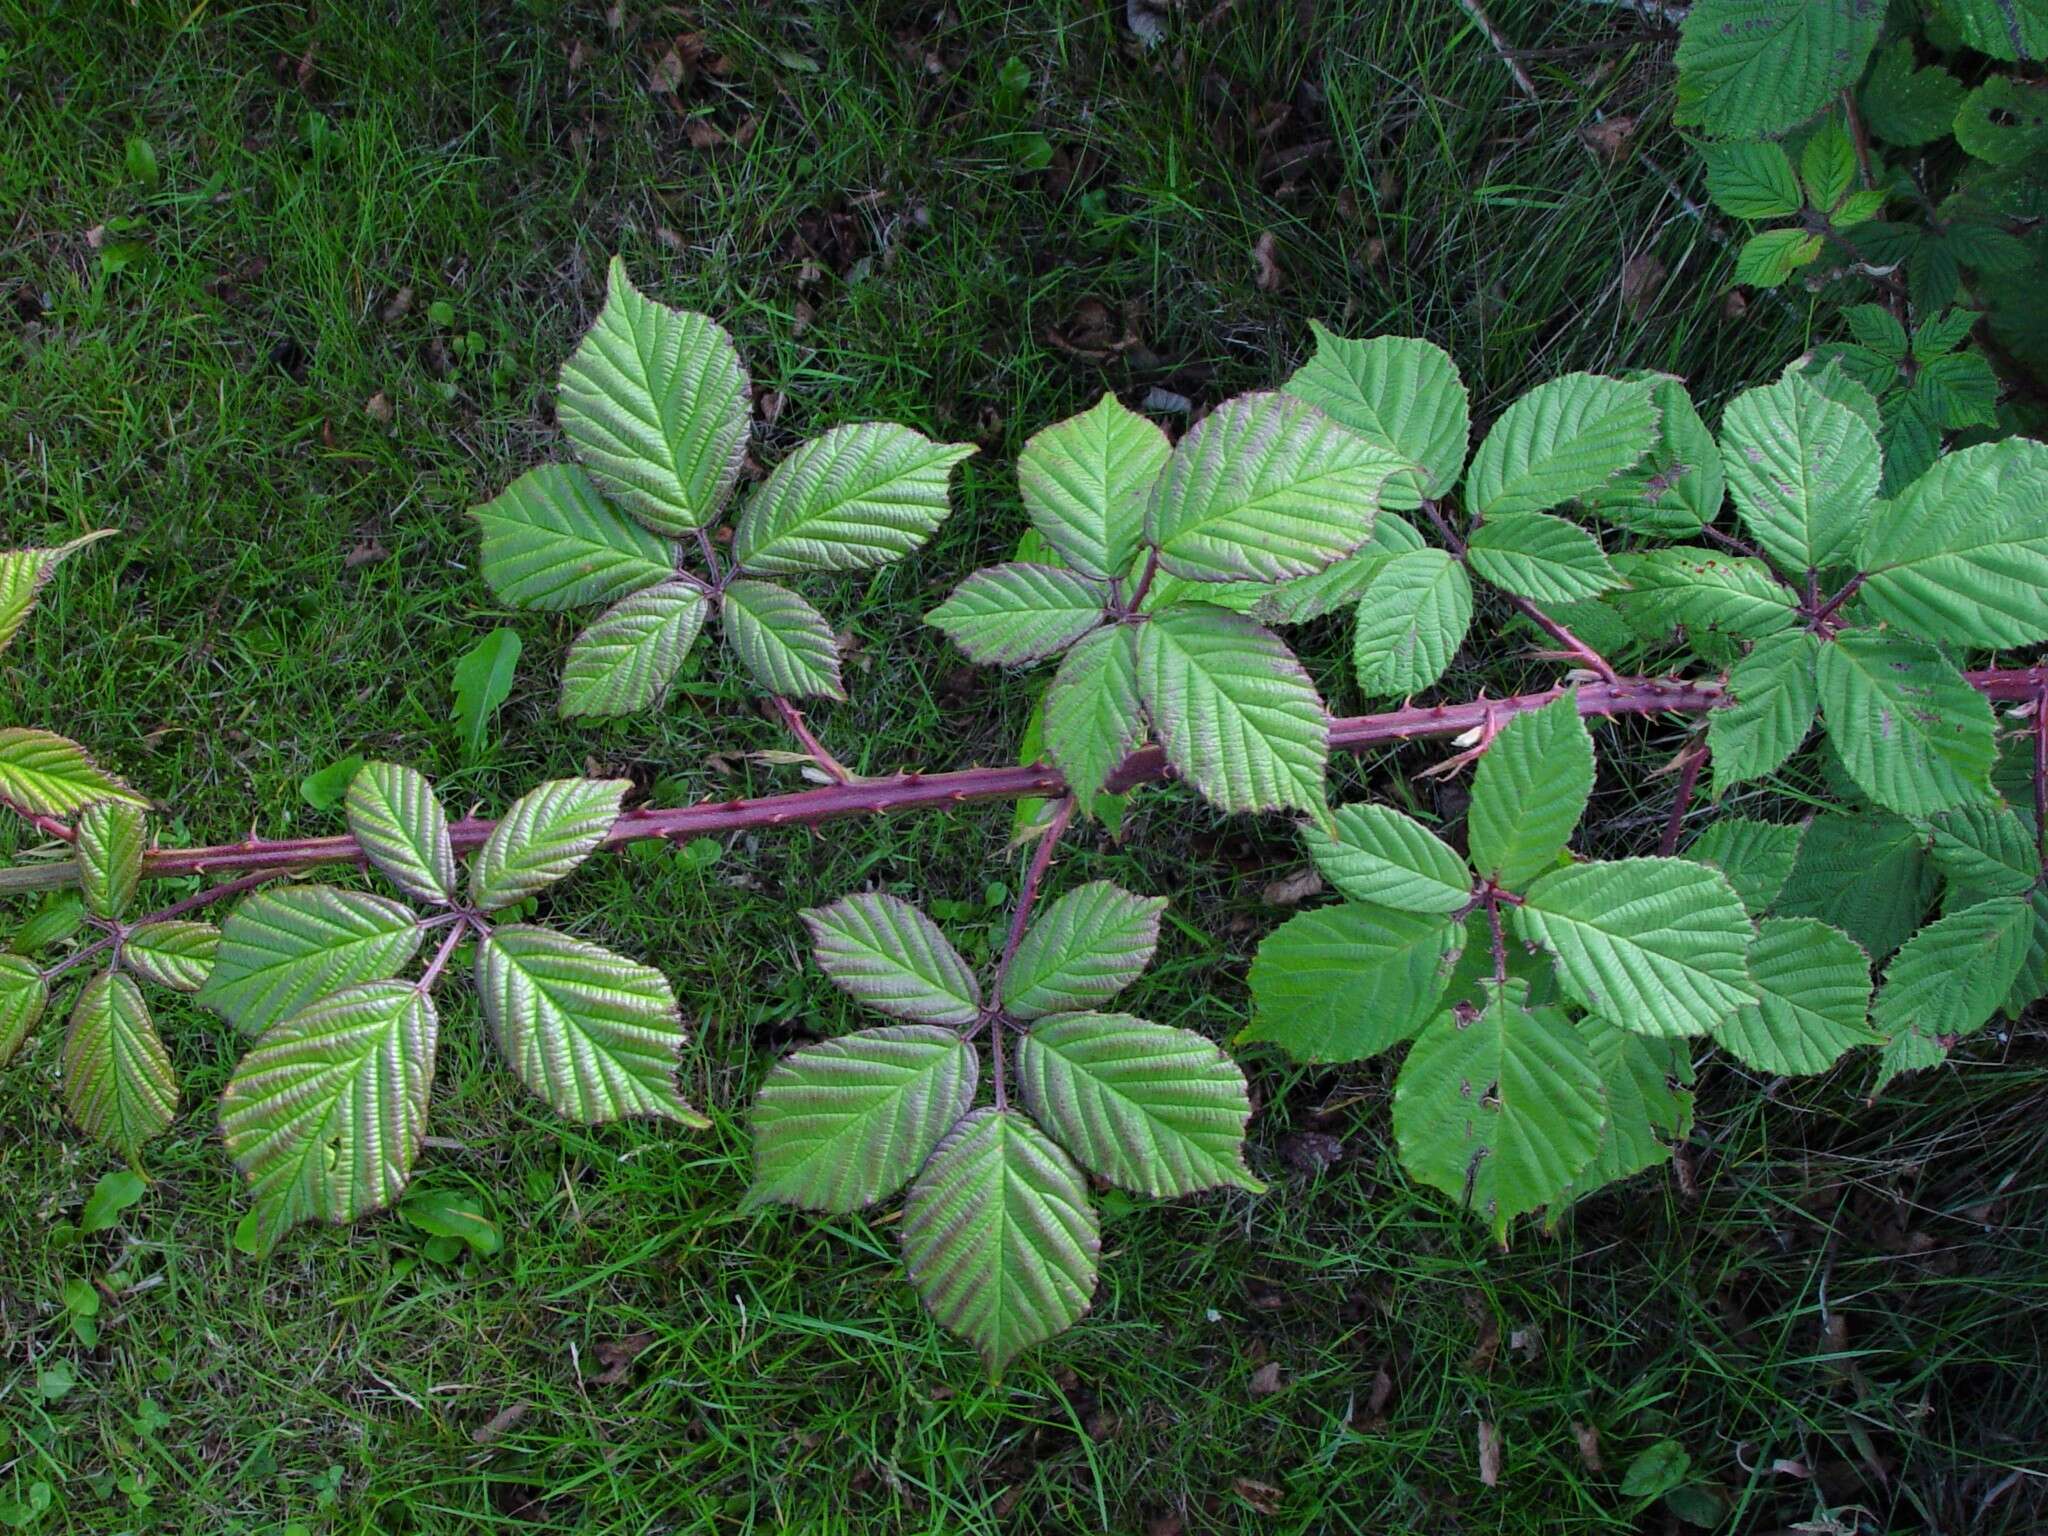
2034 690 2047 877
415 920 469 993
1658 738 1708 856
989 795 1077 1109
768 696 855 785
1504 594 1623 684
1456 0 1538 100
1124 551 1160 615
1573 0 1686 21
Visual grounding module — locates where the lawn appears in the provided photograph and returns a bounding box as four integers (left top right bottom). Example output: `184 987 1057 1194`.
2 2 2045 1532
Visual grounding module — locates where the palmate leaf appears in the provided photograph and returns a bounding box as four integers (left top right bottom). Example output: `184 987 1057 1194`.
1305 803 1472 914
1462 373 1658 518
1560 1018 1693 1201
1465 512 1620 603
63 971 176 1153
748 1024 978 1211
560 581 709 717
470 464 678 612
1350 547 1472 696
1392 982 1606 1240
0 953 47 1067
1673 0 1883 138
469 778 630 912
1017 392 1171 579
198 885 422 1038
1718 369 1880 578
1680 817 1805 915
345 762 457 904
803 893 981 1027
1015 1013 1263 1196
927 563 1107 666
1134 605 1327 816
1467 692 1594 892
900 1107 1100 1371
1709 630 1820 795
1513 858 1755 1038
1713 916 1875 1075
1042 624 1145 819
475 924 704 1125
121 921 219 992
1001 881 1165 1018
1146 391 1403 582
1283 326 1471 507
1815 631 1997 816
218 980 438 1255
1243 903 1461 1062
76 799 146 919
1860 40 1963 146
732 422 975 574
719 578 845 700
0 729 148 820
0 531 114 657
556 256 750 534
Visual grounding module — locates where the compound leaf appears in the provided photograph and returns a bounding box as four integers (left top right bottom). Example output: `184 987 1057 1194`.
1468 692 1595 892
345 762 457 904
733 423 974 575
0 953 47 1067
1680 817 1805 914
1243 903 1461 1062
1283 325 1470 506
1305 803 1472 914
121 921 219 993
1700 140 1803 219
803 893 981 1027
63 970 176 1153
469 778 630 912
1815 630 1996 816
1612 549 1796 641
1583 377 1724 538
76 799 146 919
1930 0 2048 61
1709 630 1820 795
1252 512 1425 625
1719 369 1880 578
1674 0 1883 139
927 563 1107 666
1463 373 1658 518
1561 1018 1694 1199
1466 512 1620 603
1920 801 2038 896
1778 811 1936 959
1042 624 1145 818
719 577 845 700
1350 547 1472 696
1002 881 1165 1019
0 729 147 820
560 581 709 716
1713 916 1876 1074
470 464 678 612
1017 392 1171 578
1873 894 2033 1048
199 885 422 1038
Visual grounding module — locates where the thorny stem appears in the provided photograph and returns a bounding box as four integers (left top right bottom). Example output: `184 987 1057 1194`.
693 527 725 588
1809 574 1866 630
1658 739 1709 857
1484 892 1509 988
768 696 855 785
987 796 1077 1110
39 866 289 983
1124 550 1161 614
2035 690 2047 879
1421 498 1621 684
415 919 471 993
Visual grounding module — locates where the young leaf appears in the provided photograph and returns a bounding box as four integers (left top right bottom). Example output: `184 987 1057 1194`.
1243 903 1461 1062
803 893 981 1027
1680 818 1805 915
345 762 457 904
198 885 423 1038
1042 624 1145 818
218 980 439 1254
1392 984 1606 1240
1708 630 1820 795
450 627 522 761
1799 120 1857 216
1873 895 2034 1049
76 799 146 919
1282 326 1471 506
1561 1018 1694 1198
559 581 709 717
1350 547 1472 696
0 532 115 657
1133 606 1328 816
1582 377 1723 537
63 971 176 1153
0 954 49 1067
1016 392 1171 578
1305 804 1472 914
1711 916 1874 1075
475 924 703 1125
1146 391 1403 582
1673 0 1883 139
1734 228 1824 288
1513 858 1755 1037
732 423 974 574
1462 373 1658 518
469 778 630 912
1001 881 1166 1018
1015 1013 1263 1196
927 563 1107 666
1465 512 1620 603
300 754 365 812
1815 631 1997 816
719 578 845 700
1467 692 1595 892
121 921 219 993
900 1108 1100 1371
1700 141 1802 219
1718 370 1880 578
748 1024 978 1211
469 464 678 611
556 256 750 533
0 729 147 820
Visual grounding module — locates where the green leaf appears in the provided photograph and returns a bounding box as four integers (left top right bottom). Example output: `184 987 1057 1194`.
300 754 364 811
450 627 522 761
1708 630 1820 794
927 563 1107 666
401 1189 501 1255
1468 692 1595 892
1016 392 1171 579
900 1107 1099 1371
1843 304 1909 361
1622 1441 1693 1501
1392 983 1606 1240
1016 1013 1263 1196
555 256 750 534
9 894 83 956
345 762 457 904
1146 391 1403 582
1860 40 1964 146
219 980 439 1254
121 921 219 993
0 729 147 820
76 799 146 919
79 1169 146 1234
1463 373 1658 518
1955 76 2048 165
469 464 678 611
0 953 49 1068
1930 0 2048 61
1042 624 1145 818
1919 801 2038 896
198 885 422 1038
1713 916 1875 1074
1282 325 1471 506
1733 228 1824 287
1561 1017 1694 1198
559 581 709 717
1350 548 1472 696
1815 631 1997 816
1252 513 1425 625
803 893 981 1027
469 777 629 911
719 577 845 700
1674 0 1883 138
1875 894 2034 1044
62 970 176 1153
1718 369 1880 578
1133 606 1327 816
475 924 703 1126
748 1024 978 1211
0 531 115 658
1778 811 1936 959
1514 858 1756 1037
1799 120 1858 214
1243 903 1461 1062
1680 817 1805 914
1002 881 1166 1018
732 422 974 574
1611 549 1796 641
1700 140 1802 219
1305 803 1472 914
1858 440 2048 648
1466 512 1620 603
1582 377 1723 537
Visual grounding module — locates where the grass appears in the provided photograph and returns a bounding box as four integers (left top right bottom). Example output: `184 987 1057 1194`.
1 1 2044 1532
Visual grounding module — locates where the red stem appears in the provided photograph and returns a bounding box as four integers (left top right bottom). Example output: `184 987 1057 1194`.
1422 498 1620 684
2034 689 2047 878
988 796 1077 1110
1658 740 1708 857
768 696 855 785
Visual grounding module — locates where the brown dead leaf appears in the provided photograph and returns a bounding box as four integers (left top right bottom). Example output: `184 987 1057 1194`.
592 1331 654 1386
1466 1296 1501 1374
1509 1324 1542 1363
471 1401 530 1444
1276 1131 1343 1175
1620 253 1666 315
1477 1421 1503 1487
1232 1479 1283 1516
1579 114 1638 162
1722 289 1750 322
650 48 685 94
1261 866 1323 906
792 297 815 336
1045 298 1139 362
345 538 390 568
1248 1361 1283 1397
1360 1361 1395 1426
364 391 393 424
684 117 723 149
1573 1420 1602 1472
380 285 413 323
1253 231 1283 292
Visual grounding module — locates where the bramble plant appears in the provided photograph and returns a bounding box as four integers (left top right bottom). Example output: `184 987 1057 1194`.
4 259 2046 1369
